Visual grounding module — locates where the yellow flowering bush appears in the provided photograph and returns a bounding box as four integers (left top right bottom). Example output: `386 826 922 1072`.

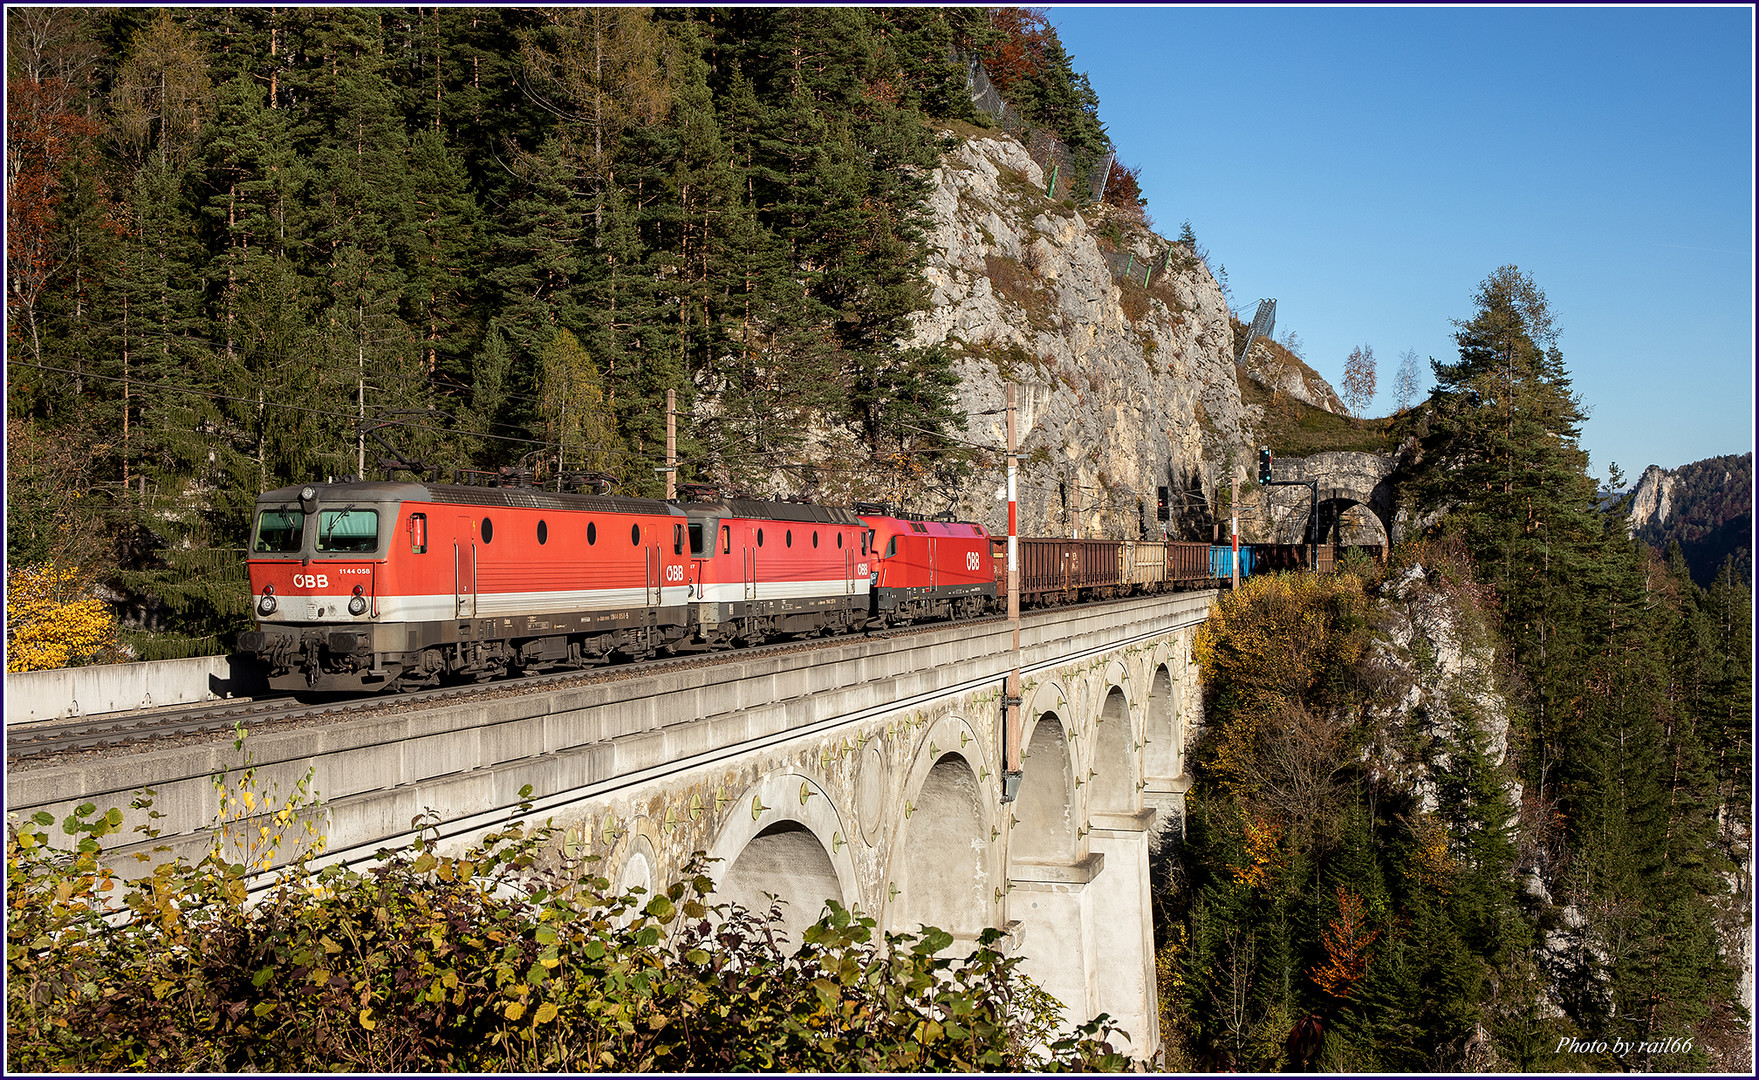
6 563 122 672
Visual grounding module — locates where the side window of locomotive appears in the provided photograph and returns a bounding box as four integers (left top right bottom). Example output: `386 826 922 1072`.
316 509 379 553
689 523 704 556
674 523 684 556
254 509 304 553
721 525 731 554
885 536 897 559
409 513 428 554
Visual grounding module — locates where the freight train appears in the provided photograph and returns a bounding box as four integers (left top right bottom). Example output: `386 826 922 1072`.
237 478 1271 694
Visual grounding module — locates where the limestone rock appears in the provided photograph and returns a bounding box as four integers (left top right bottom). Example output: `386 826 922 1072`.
908 132 1252 539
1625 463 1677 534
1237 336 1346 415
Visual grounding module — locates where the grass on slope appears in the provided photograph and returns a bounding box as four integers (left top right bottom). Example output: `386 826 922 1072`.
1236 363 1402 456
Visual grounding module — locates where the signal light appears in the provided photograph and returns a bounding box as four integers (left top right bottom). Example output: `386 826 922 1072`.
1258 448 1273 485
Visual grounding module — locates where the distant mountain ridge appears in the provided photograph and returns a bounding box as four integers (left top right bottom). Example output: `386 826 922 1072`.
1625 452 1753 587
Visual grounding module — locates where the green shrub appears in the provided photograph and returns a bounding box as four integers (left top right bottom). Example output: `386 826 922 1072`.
7 793 1131 1072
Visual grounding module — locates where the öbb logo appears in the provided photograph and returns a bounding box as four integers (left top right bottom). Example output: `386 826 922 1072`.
292 573 330 590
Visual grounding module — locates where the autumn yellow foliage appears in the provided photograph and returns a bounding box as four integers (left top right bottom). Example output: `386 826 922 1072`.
1404 811 1456 895
1194 572 1371 794
6 564 121 672
1230 814 1285 891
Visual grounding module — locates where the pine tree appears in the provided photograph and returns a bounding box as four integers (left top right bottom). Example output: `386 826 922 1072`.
1411 267 1603 805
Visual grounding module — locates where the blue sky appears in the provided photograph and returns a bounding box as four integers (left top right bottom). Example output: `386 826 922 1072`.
1050 4 1754 483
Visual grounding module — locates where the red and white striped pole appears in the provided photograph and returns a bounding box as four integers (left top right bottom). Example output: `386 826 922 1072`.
1003 383 1023 797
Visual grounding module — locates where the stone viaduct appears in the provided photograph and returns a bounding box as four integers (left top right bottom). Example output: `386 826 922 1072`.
7 591 1214 1060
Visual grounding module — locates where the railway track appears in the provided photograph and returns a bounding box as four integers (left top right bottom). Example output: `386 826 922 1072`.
5 613 1018 764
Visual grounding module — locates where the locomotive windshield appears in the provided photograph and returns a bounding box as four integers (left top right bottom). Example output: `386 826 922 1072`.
253 509 305 553
316 508 380 553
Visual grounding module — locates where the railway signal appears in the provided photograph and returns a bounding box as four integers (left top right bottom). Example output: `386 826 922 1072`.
1255 447 1321 571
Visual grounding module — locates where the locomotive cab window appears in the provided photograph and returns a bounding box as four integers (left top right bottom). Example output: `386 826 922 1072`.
885 537 897 558
315 509 379 553
409 513 428 554
721 525 731 554
254 509 305 553
674 523 684 556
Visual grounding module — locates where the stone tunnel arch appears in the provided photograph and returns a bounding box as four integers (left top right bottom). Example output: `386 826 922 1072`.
1091 685 1136 815
1013 712 1077 864
892 752 994 944
1316 490 1391 547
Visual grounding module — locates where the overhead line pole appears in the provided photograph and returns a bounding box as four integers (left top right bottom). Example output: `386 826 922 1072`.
1002 383 1023 802
1232 470 1240 589
665 389 676 499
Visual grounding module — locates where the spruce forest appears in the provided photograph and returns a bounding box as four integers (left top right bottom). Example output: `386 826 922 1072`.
5 6 1753 1072
9 5 1105 659
1162 268 1752 1070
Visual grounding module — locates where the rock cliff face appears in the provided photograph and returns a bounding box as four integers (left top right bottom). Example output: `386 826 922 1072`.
907 132 1252 539
1626 464 1677 534
1237 336 1346 415
1623 453 1753 587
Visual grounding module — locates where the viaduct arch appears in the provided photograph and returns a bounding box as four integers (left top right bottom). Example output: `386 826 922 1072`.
648 631 1201 1059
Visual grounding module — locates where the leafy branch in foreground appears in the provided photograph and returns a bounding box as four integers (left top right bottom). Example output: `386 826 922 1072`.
7 782 1130 1072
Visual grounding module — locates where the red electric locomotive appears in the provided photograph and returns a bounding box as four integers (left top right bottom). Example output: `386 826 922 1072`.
858 508 997 625
240 480 691 692
673 495 871 645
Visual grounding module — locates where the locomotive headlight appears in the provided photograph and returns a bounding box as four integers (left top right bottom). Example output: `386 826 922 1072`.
258 593 278 615
348 584 368 616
